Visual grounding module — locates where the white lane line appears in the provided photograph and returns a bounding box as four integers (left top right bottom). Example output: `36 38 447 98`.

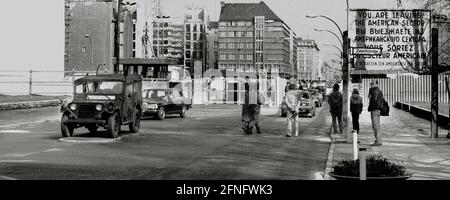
0 130 31 133
0 148 63 158
42 148 63 153
0 160 41 163
0 176 18 180
0 119 59 129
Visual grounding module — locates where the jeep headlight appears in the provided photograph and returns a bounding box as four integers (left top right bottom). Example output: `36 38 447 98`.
96 104 103 111
69 104 77 111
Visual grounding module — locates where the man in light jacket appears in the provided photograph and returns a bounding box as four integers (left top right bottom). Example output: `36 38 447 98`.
285 84 300 137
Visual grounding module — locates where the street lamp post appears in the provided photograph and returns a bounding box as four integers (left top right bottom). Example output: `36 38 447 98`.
85 34 93 72
314 28 343 48
323 43 343 57
307 14 351 142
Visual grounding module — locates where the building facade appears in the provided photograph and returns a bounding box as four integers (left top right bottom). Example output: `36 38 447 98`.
217 1 294 78
297 39 321 82
65 1 135 73
184 6 207 76
206 21 219 70
152 18 184 64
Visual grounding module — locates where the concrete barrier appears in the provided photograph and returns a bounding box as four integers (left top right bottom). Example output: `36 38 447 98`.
394 102 449 128
0 100 61 111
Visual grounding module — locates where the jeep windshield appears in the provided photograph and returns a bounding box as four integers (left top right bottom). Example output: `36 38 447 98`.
75 81 123 95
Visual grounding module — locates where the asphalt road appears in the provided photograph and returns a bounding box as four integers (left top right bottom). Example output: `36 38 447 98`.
0 104 331 180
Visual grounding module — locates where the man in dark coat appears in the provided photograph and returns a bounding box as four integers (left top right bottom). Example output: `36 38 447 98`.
328 84 343 134
242 77 252 133
368 80 384 146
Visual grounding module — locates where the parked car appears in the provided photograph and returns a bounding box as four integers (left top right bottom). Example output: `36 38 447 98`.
298 90 316 118
142 88 192 120
308 89 324 107
60 74 143 138
280 90 316 118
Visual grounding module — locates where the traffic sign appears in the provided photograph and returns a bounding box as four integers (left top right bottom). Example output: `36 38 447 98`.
351 47 382 56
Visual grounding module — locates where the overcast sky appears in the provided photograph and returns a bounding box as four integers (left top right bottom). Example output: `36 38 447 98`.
0 0 406 71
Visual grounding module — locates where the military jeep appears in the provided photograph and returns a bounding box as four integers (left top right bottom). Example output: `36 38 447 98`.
60 74 143 138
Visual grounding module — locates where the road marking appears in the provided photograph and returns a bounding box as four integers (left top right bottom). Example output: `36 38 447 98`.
0 130 31 133
0 160 41 163
0 148 63 158
42 148 63 152
0 119 58 130
0 176 18 180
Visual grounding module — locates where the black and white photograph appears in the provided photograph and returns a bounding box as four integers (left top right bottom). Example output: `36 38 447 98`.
0 0 449 197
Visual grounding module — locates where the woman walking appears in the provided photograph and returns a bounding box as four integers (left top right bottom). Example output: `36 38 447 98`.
350 88 363 134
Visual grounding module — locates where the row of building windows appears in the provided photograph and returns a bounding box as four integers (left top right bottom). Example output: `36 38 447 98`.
185 24 204 32
185 42 204 50
185 50 204 59
218 42 253 49
219 21 253 27
219 54 253 61
186 33 204 41
219 31 254 37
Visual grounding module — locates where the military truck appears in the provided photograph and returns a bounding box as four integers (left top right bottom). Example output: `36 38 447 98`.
60 74 142 138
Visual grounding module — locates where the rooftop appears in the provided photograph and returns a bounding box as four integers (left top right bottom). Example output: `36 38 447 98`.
219 1 282 22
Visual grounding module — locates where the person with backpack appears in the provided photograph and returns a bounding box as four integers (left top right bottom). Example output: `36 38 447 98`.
368 80 385 146
285 84 300 137
350 88 363 134
328 84 343 134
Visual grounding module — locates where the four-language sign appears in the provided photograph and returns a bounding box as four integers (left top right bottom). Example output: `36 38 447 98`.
349 9 431 71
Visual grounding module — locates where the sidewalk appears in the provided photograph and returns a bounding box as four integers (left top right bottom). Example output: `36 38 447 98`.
0 95 70 111
329 107 450 180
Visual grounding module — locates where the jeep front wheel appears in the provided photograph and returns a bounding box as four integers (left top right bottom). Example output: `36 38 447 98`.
107 112 121 138
61 115 74 137
156 107 165 120
180 106 187 118
129 108 140 133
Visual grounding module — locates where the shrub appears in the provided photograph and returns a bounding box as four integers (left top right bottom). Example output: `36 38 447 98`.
333 154 407 177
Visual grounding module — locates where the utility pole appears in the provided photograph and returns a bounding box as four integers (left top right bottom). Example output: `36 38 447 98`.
342 31 351 142
114 0 122 73
431 28 439 139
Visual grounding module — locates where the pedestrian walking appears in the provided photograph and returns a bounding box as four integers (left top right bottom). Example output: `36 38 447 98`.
285 84 300 137
368 82 374 99
242 77 252 134
285 76 296 93
368 80 384 146
328 84 343 134
350 88 363 134
247 83 265 134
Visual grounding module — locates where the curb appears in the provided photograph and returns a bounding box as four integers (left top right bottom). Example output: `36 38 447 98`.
323 124 335 180
58 133 141 144
0 100 61 111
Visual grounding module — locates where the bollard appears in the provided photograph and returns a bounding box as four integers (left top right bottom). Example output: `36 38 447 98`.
353 130 358 160
29 70 33 95
359 148 367 180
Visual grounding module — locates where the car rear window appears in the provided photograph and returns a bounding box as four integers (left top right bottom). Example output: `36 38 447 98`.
148 90 166 98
